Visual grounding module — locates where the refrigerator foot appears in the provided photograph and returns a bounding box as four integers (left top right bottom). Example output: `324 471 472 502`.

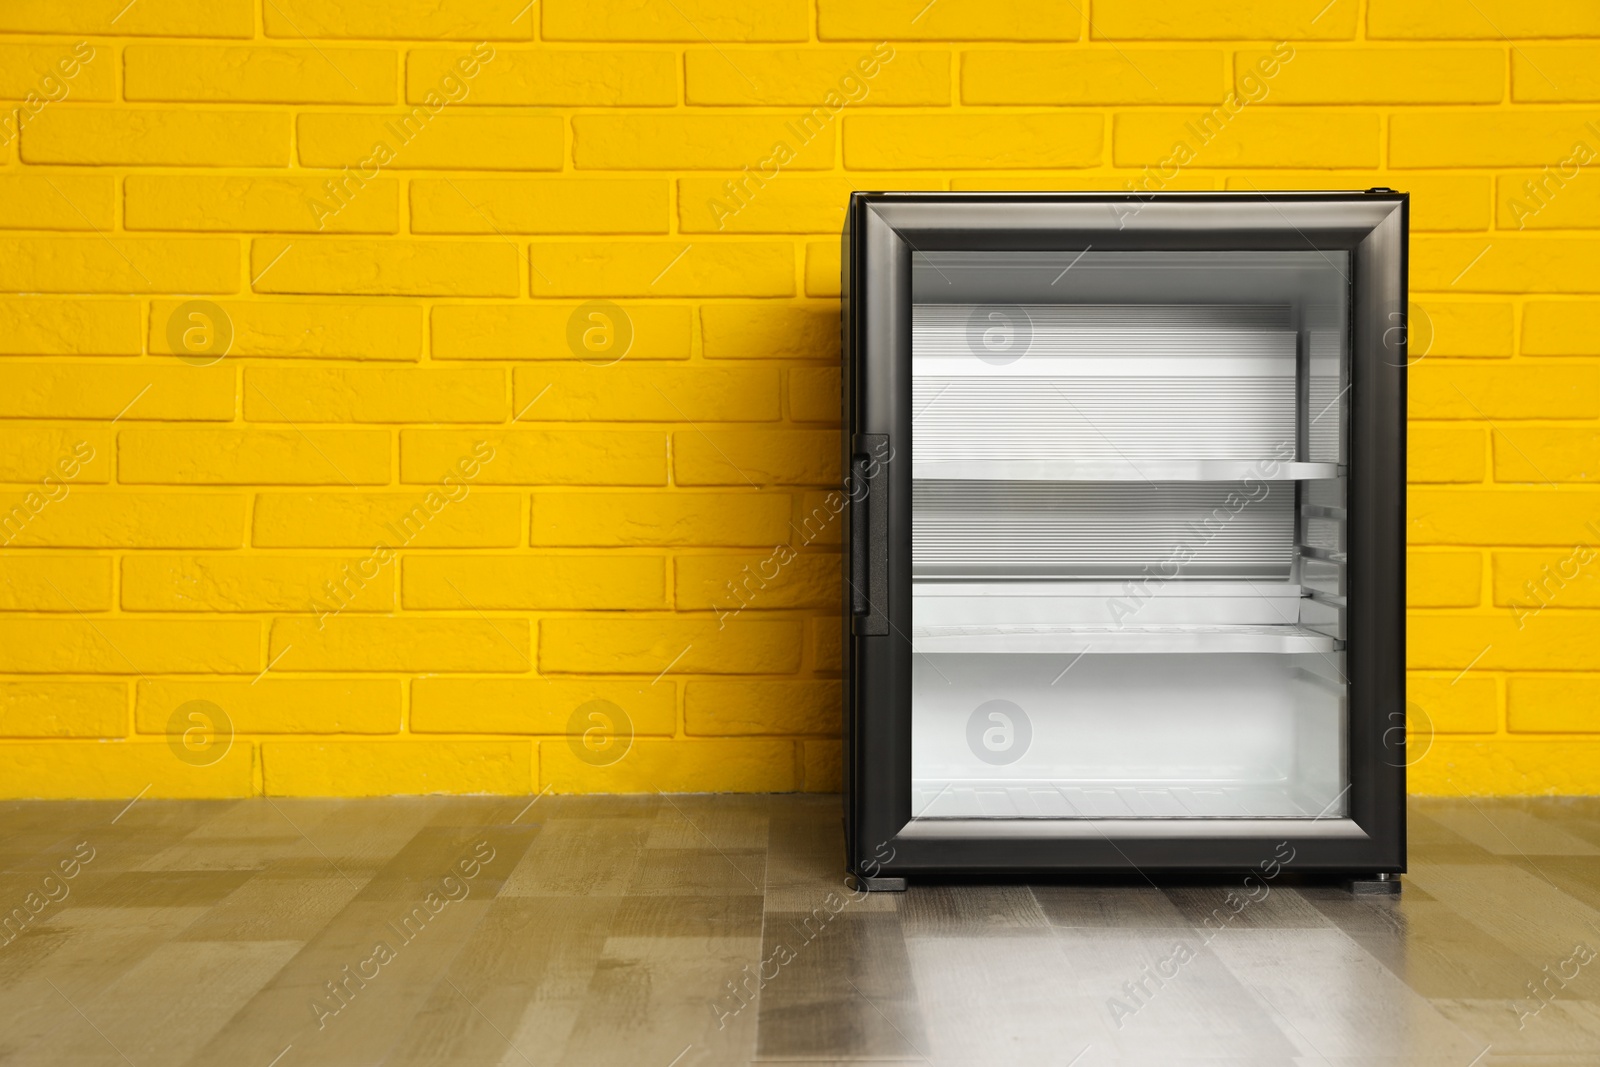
857 876 908 893
1344 873 1401 896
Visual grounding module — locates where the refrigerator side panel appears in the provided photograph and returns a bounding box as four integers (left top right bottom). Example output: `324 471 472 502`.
848 202 916 874
840 197 856 865
1347 197 1409 869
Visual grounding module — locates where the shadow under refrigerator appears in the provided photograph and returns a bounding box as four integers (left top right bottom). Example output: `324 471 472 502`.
841 192 1407 888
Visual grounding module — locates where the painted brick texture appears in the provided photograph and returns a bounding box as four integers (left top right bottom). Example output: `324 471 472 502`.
0 2 1594 799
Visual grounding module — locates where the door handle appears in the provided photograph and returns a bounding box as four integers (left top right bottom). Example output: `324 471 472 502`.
850 434 889 636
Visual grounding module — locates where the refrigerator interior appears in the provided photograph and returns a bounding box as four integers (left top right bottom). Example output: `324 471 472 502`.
909 250 1351 820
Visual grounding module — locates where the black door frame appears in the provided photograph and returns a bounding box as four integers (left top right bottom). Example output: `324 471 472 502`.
842 191 1408 878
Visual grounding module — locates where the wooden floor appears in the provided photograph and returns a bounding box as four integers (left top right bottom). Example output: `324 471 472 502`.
2 795 1599 1066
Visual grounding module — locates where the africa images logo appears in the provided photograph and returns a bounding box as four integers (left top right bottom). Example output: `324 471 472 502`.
966 699 1032 766
965 305 1033 366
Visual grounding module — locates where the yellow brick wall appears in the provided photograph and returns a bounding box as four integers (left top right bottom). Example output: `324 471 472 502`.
0 0 1596 798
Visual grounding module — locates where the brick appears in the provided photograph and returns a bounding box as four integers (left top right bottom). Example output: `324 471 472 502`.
964 49 1221 105
399 430 666 486
674 430 839 485
511 365 778 423
0 426 110 483
688 49 949 106
952 175 1217 191
803 739 841 792
1406 675 1497 733
0 493 245 549
684 679 839 736
1507 677 1600 732
1409 489 1600 546
1514 47 1600 102
0 42 111 99
0 365 234 421
1223 174 1489 232
0 237 238 295
0 299 139 356
675 552 840 612
263 740 532 796
127 176 399 234
0 175 113 231
409 48 675 106
1494 429 1600 483
1095 0 1355 39
0 619 258 673
544 0 806 41
528 242 795 298
1494 549 1600 612
1412 364 1600 420
253 492 522 548
1415 238 1600 294
1409 739 1600 794
541 738 795 792
403 555 666 610
1369 1 1600 39
265 1 531 39
149 300 422 361
0 1 253 38
847 114 1102 169
119 429 391 485
431 303 689 361
1497 171 1600 231
1409 300 1511 356
125 45 395 104
805 241 840 298
1243 48 1503 104
702 303 838 360
0 557 112 612
411 677 676 734
1408 425 1486 483
249 239 520 298
0 681 124 738
1115 111 1378 169
121 554 396 613
411 178 668 235
1411 613 1600 671
23 109 287 167
243 365 506 423
0 742 251 800
818 0 1077 40
1408 551 1482 608
266 219 450 284
1392 111 1600 168
1523 303 1600 355
679 176 867 234
297 113 563 171
572 115 834 170
813 617 842 671
530 492 795 547
789 369 839 423
272 617 531 672
136 679 399 734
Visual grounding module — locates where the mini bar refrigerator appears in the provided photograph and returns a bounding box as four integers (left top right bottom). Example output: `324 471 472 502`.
841 192 1407 888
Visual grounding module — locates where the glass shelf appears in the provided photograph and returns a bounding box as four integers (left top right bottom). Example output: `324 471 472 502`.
913 459 1342 482
910 781 1336 820
911 622 1340 655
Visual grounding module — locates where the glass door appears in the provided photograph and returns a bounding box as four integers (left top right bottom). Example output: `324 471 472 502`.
908 249 1352 821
